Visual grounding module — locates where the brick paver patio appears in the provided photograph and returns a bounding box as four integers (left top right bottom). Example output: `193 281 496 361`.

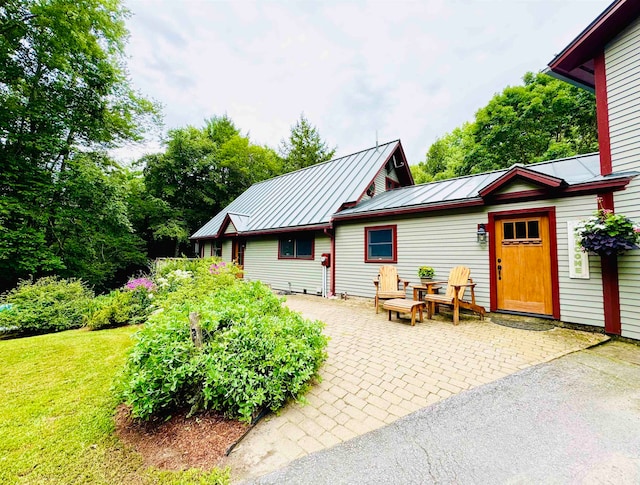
226 294 608 481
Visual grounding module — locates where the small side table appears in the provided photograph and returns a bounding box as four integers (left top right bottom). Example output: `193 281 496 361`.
413 283 442 316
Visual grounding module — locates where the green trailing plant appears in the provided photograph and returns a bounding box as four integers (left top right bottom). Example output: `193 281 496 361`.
117 278 328 423
0 277 93 337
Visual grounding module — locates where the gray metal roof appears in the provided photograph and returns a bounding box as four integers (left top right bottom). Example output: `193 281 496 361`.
334 153 633 218
192 140 401 238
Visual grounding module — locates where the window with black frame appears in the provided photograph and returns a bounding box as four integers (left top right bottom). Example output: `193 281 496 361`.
279 236 314 259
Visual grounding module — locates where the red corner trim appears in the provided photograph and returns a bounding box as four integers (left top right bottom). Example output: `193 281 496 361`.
598 192 621 334
594 50 613 176
479 166 565 198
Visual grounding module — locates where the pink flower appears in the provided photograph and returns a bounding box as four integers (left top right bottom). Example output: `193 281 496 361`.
209 261 228 275
125 277 155 291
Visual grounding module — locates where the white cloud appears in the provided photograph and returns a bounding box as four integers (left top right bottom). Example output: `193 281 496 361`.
119 0 610 165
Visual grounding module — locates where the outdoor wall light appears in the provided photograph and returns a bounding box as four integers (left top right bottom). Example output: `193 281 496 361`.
477 223 488 244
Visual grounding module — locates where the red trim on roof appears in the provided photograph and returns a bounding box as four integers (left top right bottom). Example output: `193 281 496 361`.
547 0 640 90
331 176 634 222
594 50 613 175
479 166 565 198
332 199 485 222
356 142 414 203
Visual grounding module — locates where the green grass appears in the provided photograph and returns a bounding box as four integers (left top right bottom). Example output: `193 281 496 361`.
0 327 229 485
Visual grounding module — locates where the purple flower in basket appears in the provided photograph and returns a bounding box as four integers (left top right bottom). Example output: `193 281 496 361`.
578 201 640 257
125 277 155 291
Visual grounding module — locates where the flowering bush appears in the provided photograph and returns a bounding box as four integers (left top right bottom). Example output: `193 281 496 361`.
209 261 228 275
577 205 640 257
125 277 155 292
156 269 193 292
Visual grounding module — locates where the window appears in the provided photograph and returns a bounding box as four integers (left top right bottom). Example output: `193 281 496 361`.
502 219 541 245
385 177 400 191
210 241 222 257
365 225 397 263
279 236 314 259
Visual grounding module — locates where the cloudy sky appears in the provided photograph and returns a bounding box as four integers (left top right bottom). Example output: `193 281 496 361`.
116 0 610 165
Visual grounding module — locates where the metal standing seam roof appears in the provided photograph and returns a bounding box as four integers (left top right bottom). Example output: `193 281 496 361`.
333 153 634 218
191 140 401 238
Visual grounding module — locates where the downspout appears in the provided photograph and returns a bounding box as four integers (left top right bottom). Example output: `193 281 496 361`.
324 227 335 297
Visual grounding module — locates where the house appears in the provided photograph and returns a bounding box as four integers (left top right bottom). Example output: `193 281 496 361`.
546 0 640 339
191 140 414 296
192 0 640 339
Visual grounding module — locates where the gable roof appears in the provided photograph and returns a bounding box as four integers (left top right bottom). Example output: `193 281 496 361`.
191 140 411 239
546 0 640 90
333 153 637 220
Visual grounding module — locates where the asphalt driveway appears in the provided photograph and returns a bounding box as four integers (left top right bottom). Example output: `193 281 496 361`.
227 294 609 482
250 340 640 484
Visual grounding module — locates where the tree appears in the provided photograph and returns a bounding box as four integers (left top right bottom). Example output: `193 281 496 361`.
459 72 597 175
142 116 282 257
412 72 598 182
412 125 472 183
279 114 336 172
0 0 157 290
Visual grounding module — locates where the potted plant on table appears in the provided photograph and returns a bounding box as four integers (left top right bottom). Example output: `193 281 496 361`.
577 204 640 257
417 266 435 284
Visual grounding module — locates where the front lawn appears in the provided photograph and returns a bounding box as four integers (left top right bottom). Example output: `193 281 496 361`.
0 327 229 484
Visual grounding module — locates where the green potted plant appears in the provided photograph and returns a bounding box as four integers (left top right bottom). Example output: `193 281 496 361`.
417 266 435 283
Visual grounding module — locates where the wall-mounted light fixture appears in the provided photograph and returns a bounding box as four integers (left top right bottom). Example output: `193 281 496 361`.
477 223 488 244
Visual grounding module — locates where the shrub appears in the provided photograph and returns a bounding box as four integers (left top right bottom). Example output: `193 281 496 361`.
85 289 153 330
0 277 93 336
117 279 328 422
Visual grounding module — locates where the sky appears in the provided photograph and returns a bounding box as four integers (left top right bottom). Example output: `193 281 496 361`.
114 0 611 166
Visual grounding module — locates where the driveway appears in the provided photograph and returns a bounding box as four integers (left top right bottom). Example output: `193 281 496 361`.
226 294 608 482
250 340 640 484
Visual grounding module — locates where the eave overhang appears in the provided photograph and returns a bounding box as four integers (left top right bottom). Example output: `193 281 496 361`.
478 165 566 199
330 175 635 223
547 0 640 90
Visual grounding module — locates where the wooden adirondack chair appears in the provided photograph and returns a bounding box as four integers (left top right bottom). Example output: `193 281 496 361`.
421 266 486 325
373 265 410 313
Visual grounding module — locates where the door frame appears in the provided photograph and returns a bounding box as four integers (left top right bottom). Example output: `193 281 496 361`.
488 207 561 319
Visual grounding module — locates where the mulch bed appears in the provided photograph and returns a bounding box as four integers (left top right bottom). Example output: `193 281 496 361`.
115 405 249 470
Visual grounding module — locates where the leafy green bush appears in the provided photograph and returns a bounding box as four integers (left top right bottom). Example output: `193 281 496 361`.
85 288 154 330
0 277 93 336
117 278 328 422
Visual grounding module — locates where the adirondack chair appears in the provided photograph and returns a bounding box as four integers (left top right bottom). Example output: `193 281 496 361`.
421 266 486 325
373 265 410 313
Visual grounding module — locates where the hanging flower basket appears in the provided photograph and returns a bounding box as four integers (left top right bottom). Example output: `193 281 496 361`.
576 205 640 257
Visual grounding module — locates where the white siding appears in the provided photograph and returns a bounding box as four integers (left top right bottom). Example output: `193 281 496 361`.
606 17 640 339
494 180 542 195
224 221 237 234
335 195 605 327
243 233 331 294
202 240 232 260
361 166 401 202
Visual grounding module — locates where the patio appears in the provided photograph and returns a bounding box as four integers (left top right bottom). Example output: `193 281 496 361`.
226 294 608 481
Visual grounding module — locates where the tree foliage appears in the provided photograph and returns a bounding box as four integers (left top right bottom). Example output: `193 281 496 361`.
0 0 157 291
279 114 336 172
412 72 598 182
142 116 282 256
